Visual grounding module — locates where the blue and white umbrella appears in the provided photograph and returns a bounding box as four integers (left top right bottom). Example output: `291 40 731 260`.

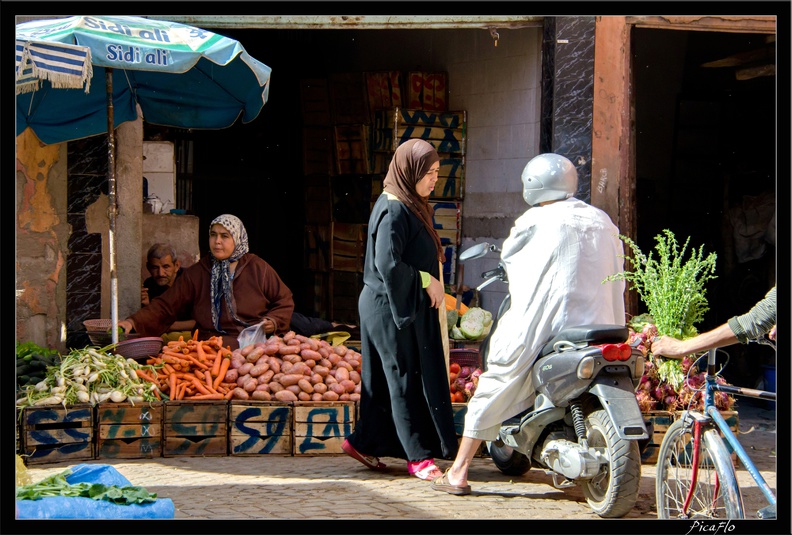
16 15 272 144
15 16 273 341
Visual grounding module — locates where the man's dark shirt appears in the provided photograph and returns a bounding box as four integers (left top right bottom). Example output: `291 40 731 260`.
143 267 191 320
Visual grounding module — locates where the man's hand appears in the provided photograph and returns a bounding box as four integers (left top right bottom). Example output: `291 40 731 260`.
141 287 150 306
769 324 776 341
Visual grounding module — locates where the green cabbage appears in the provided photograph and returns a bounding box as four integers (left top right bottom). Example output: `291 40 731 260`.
451 325 465 340
446 309 459 332
459 307 493 340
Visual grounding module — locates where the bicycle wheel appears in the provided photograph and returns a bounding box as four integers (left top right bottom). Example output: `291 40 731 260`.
656 416 744 519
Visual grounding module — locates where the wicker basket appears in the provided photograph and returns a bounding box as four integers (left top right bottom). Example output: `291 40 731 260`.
450 348 481 370
83 318 113 332
114 337 164 361
87 331 143 347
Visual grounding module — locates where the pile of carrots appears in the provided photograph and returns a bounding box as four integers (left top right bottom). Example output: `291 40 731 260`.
136 331 235 401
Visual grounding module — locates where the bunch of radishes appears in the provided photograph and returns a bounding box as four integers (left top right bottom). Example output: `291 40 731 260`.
631 322 735 412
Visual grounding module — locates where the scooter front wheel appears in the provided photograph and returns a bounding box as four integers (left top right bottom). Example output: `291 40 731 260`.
487 441 531 476
581 409 641 518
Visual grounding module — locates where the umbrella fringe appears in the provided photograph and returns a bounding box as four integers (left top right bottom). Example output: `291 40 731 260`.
16 41 93 94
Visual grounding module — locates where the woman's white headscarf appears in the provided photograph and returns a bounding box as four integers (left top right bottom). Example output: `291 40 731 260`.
209 214 251 333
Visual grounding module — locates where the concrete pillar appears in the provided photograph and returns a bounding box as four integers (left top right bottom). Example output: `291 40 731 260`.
541 16 596 203
115 114 144 320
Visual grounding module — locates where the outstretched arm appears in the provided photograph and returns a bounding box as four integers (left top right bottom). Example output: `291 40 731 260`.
651 323 739 358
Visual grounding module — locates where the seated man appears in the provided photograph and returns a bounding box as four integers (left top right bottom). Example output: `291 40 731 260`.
142 243 195 341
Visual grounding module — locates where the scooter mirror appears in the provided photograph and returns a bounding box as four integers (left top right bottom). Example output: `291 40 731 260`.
459 242 492 261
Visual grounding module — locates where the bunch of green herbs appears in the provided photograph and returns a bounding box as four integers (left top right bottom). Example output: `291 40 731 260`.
605 229 717 339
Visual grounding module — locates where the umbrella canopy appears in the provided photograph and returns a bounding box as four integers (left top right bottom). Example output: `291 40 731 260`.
16 16 272 343
16 15 272 144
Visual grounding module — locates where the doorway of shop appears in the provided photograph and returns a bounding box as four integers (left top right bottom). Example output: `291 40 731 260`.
632 28 776 387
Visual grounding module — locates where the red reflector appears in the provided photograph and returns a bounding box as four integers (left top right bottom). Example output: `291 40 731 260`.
618 343 632 361
600 344 620 361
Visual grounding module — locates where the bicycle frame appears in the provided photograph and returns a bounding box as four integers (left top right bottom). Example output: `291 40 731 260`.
677 347 777 518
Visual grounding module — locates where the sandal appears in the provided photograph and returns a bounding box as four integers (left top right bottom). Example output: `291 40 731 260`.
342 439 387 471
431 468 472 495
407 459 444 481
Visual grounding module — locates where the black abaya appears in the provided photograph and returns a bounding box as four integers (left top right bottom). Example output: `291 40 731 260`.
345 194 458 461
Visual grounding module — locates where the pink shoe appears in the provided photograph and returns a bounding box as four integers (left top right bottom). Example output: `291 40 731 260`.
407 459 443 480
342 439 387 471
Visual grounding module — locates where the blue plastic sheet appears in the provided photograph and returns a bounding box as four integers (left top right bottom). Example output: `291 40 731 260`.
16 464 175 519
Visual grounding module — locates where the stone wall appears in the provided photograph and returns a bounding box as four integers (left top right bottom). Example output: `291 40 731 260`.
16 129 70 352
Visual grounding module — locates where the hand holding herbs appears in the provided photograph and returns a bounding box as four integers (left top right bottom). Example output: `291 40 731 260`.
16 468 157 505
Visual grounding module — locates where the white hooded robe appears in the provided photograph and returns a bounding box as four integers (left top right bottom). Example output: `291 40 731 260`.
463 198 626 440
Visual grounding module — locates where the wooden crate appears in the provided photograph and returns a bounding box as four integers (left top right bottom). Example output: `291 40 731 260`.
331 222 367 273
21 404 94 465
407 71 448 111
331 174 374 224
301 271 330 320
300 78 331 126
163 401 228 457
640 410 675 464
642 410 740 465
331 270 363 325
329 72 370 125
334 125 370 175
96 402 163 459
370 152 390 175
674 410 740 466
293 401 356 455
433 155 466 200
16 407 21 455
305 223 331 272
303 127 335 176
229 401 293 455
381 108 466 155
304 174 332 225
366 71 403 115
431 201 461 285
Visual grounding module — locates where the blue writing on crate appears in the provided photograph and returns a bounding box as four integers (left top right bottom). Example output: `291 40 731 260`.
233 407 290 454
28 408 91 445
297 406 352 453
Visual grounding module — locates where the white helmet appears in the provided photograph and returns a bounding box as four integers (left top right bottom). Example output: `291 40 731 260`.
521 153 578 206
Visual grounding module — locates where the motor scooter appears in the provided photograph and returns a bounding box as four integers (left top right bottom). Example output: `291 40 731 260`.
459 242 649 518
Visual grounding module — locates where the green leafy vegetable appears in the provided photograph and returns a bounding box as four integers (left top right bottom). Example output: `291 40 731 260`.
16 469 157 505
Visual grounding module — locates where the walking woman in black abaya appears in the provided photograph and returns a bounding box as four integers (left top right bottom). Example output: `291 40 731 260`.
342 139 458 481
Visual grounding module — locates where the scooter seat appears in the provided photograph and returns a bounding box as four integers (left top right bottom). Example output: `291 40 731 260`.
540 324 629 356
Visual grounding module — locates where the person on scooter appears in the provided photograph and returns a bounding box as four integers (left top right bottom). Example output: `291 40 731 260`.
432 153 627 495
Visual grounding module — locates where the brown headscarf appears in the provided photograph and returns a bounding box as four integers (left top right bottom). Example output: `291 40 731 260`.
382 139 445 262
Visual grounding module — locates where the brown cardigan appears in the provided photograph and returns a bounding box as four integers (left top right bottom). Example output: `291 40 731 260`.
129 253 294 349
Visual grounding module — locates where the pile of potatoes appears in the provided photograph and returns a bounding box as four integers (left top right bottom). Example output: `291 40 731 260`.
227 331 362 402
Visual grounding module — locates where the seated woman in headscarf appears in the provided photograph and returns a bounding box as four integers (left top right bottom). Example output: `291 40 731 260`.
119 214 294 350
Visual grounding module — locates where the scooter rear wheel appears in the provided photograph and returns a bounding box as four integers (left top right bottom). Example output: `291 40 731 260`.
581 409 641 518
487 441 531 476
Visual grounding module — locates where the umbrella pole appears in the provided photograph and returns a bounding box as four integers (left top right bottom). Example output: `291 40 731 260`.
106 68 120 345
